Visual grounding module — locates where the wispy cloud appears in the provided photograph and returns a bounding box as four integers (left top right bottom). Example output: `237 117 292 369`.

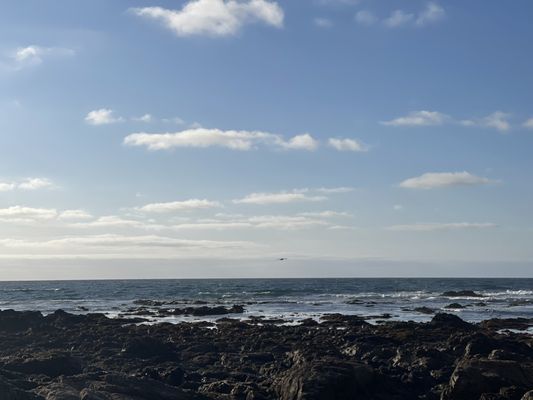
0 178 55 192
3 45 74 71
58 210 93 221
416 2 445 26
328 138 367 152
298 210 352 218
137 199 223 213
0 206 58 222
132 113 153 123
354 10 377 26
523 118 533 129
386 222 497 232
130 0 284 38
0 182 16 192
399 172 496 189
85 109 124 125
314 187 355 194
124 128 319 152
383 110 513 133
356 2 445 29
233 191 327 205
0 234 258 261
314 18 333 28
381 110 449 127
18 178 54 190
383 10 414 28
461 111 511 133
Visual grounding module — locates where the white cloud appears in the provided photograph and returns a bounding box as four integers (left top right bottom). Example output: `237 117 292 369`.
523 118 533 129
327 225 357 231
314 18 333 28
18 178 54 190
386 222 497 232
70 216 155 229
383 10 414 28
169 214 329 231
461 111 511 133
58 210 93 221
393 204 403 211
233 191 327 205
0 234 255 251
247 215 327 229
0 182 16 192
484 112 511 132
355 10 377 26
162 116 186 125
85 109 124 125
384 110 513 132
298 210 352 218
328 138 367 152
133 113 153 123
131 0 284 38
7 45 74 70
382 110 448 127
416 2 445 26
384 3 445 28
0 178 54 192
124 128 318 151
399 172 495 189
0 206 58 221
314 187 355 194
170 221 253 230
279 133 319 151
138 199 223 213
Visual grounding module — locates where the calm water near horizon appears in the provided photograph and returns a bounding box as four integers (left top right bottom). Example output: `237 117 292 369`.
0 278 532 325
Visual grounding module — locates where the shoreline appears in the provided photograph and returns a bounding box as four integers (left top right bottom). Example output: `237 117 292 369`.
0 309 532 399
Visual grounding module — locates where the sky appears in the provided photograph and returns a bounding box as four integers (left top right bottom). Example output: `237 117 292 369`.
0 0 532 279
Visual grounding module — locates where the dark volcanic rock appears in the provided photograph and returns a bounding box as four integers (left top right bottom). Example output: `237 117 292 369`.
273 351 380 400
480 318 533 331
162 304 245 316
5 353 83 378
0 310 531 400
442 358 533 400
444 303 466 309
429 313 475 330
414 306 435 314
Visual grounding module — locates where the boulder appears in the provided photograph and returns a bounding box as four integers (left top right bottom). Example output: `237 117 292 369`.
442 358 533 400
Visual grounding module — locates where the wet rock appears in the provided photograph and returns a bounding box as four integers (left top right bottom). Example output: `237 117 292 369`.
273 352 379 400
319 314 368 327
5 353 83 378
442 358 533 400
0 310 530 399
121 337 178 360
0 376 40 399
429 313 474 330
163 304 245 316
480 318 533 331
444 303 466 309
414 306 436 314
0 309 43 332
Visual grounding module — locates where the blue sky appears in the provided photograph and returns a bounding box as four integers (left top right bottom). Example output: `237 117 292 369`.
0 0 532 279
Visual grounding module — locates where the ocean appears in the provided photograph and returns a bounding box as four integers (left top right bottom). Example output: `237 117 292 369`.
0 278 531 325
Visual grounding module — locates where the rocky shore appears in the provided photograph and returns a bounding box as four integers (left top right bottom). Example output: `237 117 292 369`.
0 308 532 400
